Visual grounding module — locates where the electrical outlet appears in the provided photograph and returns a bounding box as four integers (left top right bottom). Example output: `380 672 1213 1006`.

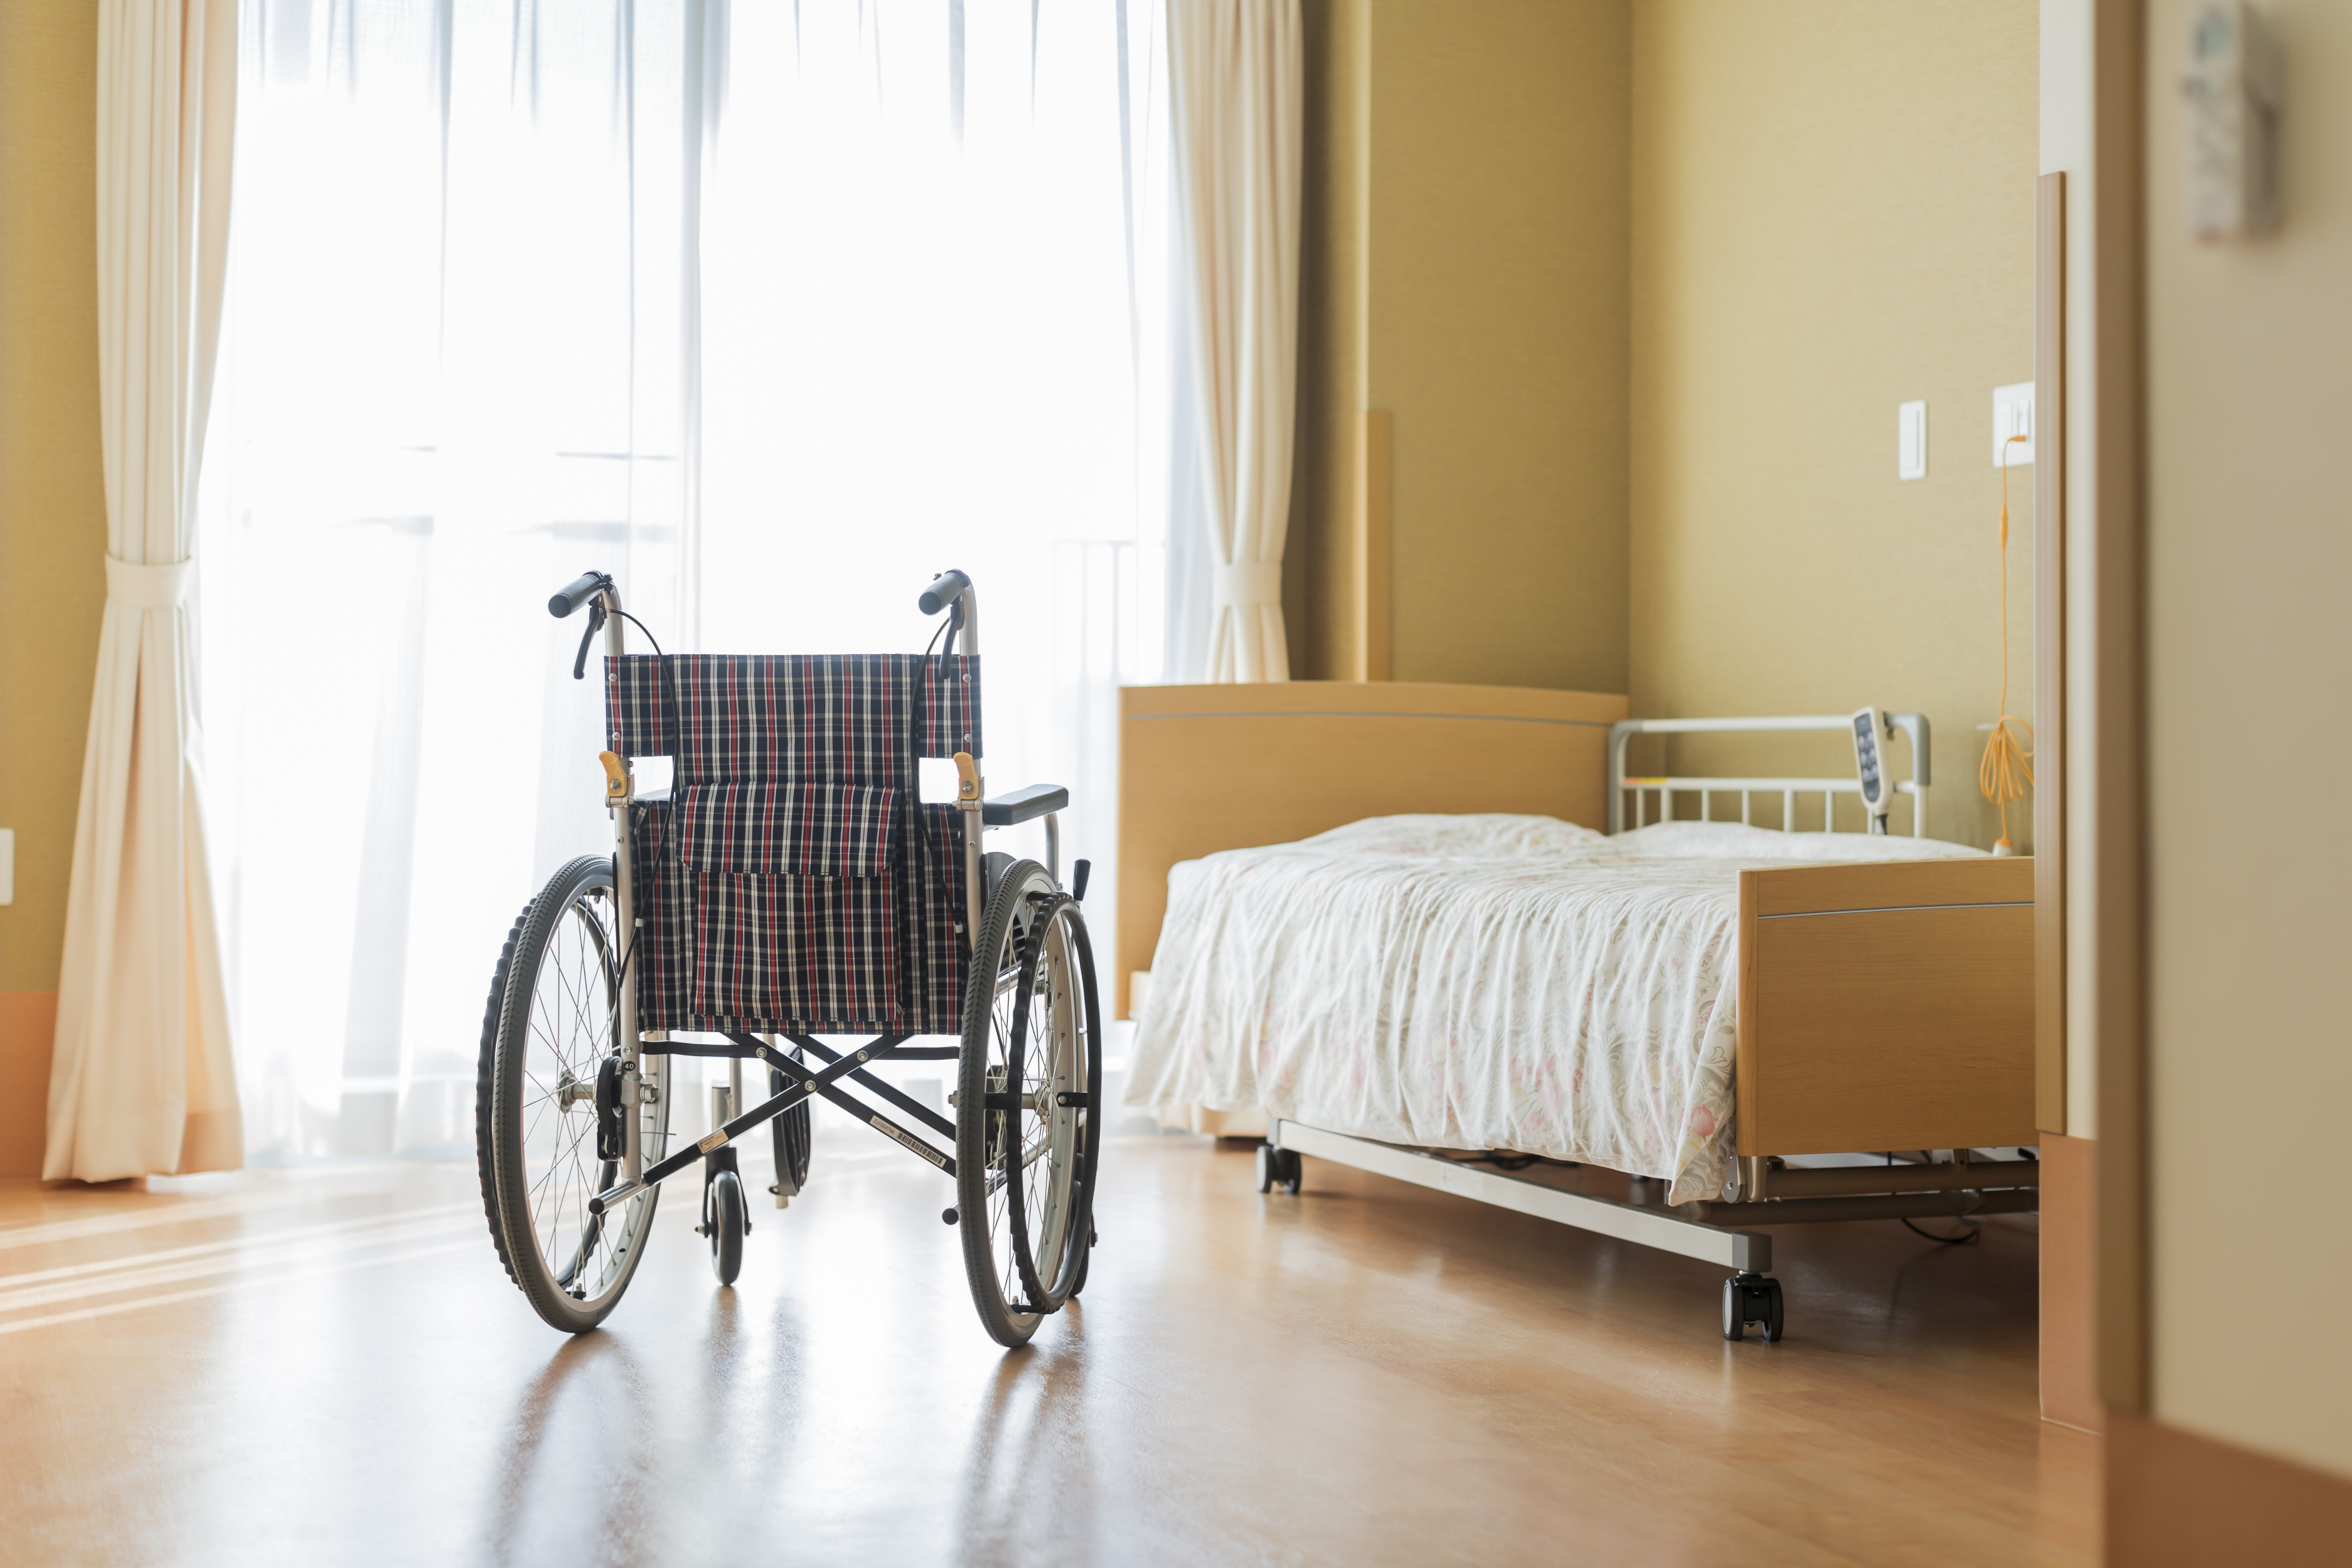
0 829 13 905
1993 382 2034 467
1898 400 1928 480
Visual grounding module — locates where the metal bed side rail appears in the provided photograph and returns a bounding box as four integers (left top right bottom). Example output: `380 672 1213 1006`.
1606 713 1931 837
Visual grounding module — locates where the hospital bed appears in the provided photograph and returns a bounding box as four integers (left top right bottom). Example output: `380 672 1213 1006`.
1116 682 2036 1341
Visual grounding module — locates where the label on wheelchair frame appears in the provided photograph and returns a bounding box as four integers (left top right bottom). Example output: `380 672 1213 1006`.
699 1129 729 1153
872 1114 948 1169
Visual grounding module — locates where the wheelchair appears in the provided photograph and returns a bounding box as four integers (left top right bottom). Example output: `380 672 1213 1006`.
475 568 1101 1347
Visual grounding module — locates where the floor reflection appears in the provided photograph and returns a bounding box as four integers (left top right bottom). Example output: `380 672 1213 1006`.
953 1309 1099 1566
484 1332 654 1566
0 1141 2089 1566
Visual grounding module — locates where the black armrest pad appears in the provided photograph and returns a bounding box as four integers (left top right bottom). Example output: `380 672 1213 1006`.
981 783 1069 826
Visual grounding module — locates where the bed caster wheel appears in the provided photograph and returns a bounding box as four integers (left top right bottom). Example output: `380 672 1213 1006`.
1256 1145 1303 1195
1722 1273 1784 1342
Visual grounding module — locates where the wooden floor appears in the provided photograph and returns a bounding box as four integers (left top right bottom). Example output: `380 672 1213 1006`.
0 1136 2097 1566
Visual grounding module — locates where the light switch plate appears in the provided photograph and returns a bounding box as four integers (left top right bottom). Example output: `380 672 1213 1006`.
1898 400 1928 480
1993 381 2034 467
0 829 13 906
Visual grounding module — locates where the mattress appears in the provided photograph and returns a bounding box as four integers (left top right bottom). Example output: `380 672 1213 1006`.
1122 815 1987 1203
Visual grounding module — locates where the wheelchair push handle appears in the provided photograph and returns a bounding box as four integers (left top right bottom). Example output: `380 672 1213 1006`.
550 571 612 619
918 569 972 617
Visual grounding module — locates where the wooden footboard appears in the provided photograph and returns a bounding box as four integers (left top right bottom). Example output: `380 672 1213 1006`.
1736 857 2036 1156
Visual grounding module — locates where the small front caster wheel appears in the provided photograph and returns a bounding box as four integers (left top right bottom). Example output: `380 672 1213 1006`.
707 1169 746 1287
1256 1144 1279 1194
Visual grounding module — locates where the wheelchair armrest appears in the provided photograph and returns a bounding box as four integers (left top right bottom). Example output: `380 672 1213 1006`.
981 783 1069 827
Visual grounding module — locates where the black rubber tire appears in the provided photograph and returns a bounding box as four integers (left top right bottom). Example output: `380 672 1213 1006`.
955 861 1102 1348
480 855 668 1332
1068 1228 1094 1298
1002 891 1099 1310
1722 1278 1745 1342
1280 1149 1304 1194
1256 1144 1278 1194
475 903 532 1296
708 1168 746 1286
1761 1279 1786 1343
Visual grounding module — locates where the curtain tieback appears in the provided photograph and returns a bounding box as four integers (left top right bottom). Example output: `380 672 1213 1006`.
105 555 193 611
1212 560 1281 609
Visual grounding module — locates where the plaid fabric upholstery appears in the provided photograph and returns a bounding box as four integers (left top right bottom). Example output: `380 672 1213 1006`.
609 654 981 1036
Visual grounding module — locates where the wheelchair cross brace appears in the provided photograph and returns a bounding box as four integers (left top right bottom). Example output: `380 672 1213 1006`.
587 1033 958 1217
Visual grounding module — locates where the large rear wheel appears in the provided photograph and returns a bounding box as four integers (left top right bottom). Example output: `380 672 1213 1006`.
954 861 1102 1348
478 855 670 1332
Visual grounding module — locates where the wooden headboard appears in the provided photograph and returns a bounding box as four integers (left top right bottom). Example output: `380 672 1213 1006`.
1114 681 1628 1017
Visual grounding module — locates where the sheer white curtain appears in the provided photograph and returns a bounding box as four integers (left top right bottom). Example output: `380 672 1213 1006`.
203 0 1165 1158
698 2 1168 1026
203 0 699 1158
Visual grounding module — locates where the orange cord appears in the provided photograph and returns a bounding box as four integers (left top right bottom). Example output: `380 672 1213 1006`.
1979 435 2035 851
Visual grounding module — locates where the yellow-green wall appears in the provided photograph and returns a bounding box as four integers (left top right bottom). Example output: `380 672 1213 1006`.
0 0 106 1174
1628 0 2039 847
1621 2 2057 1125
1294 0 1631 693
1295 0 1371 683
1371 0 1630 693
1295 2 2038 851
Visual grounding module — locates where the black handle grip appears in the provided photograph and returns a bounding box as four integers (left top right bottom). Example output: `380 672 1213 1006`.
918 569 972 616
550 571 609 619
1070 859 1091 903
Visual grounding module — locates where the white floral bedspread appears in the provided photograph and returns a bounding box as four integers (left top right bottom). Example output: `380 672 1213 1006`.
1123 816 1986 1203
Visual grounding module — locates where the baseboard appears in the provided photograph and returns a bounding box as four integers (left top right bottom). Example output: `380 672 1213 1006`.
2109 1413 2352 1566
0 992 56 1177
2039 1131 2103 1431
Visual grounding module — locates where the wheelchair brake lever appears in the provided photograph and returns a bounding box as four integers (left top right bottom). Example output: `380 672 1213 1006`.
571 603 606 680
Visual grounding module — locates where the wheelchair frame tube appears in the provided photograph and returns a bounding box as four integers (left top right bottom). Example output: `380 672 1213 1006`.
601 583 643 1185
954 583 986 951
589 1046 870 1215
588 1035 957 1214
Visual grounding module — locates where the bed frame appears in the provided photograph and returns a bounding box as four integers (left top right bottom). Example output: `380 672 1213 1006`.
1119 684 2039 1339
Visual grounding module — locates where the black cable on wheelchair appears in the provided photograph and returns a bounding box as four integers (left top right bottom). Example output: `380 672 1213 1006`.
610 890 642 991
614 609 664 657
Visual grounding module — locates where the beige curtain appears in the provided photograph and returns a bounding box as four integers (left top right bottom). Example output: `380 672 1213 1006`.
46 0 243 1181
1169 0 1302 683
